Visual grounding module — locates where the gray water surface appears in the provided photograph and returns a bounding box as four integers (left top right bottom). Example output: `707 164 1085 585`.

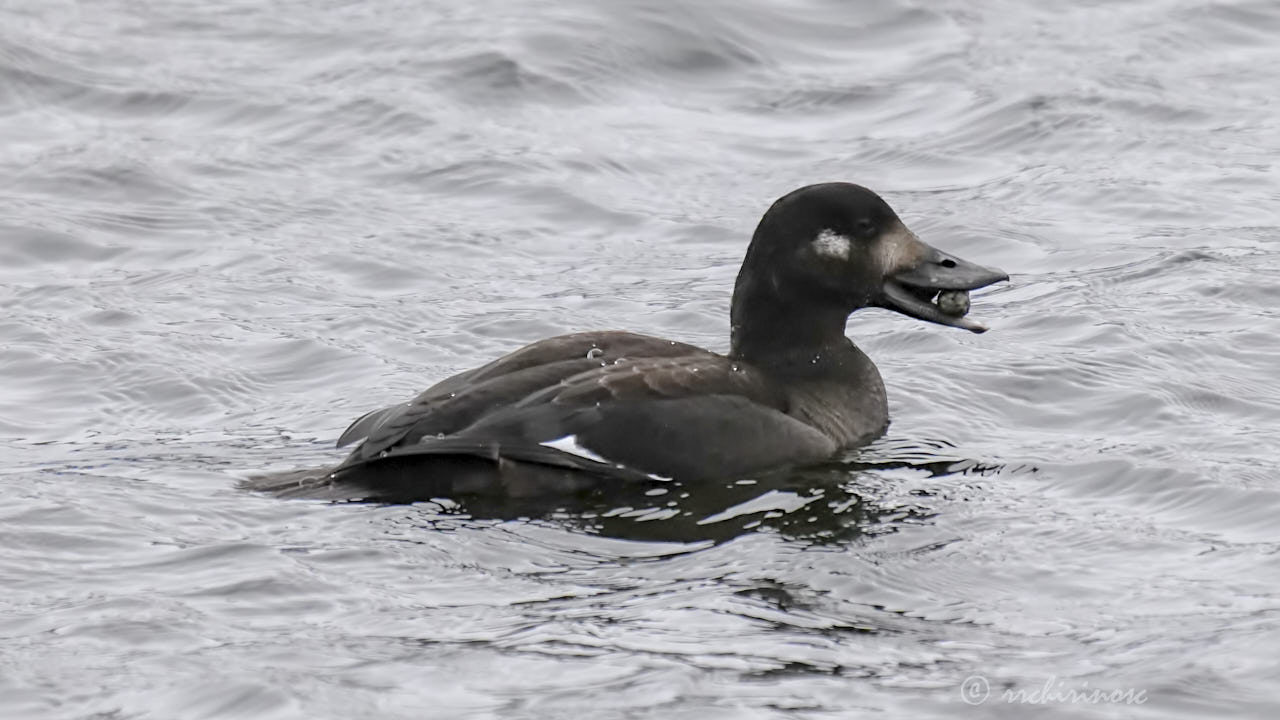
3 0 1279 718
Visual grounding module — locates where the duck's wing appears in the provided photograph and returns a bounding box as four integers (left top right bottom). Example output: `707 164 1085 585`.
363 354 839 482
336 331 713 458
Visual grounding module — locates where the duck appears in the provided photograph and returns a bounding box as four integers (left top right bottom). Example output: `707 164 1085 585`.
251 182 1007 501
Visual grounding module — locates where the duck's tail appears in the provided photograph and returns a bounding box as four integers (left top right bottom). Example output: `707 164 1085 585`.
242 441 658 503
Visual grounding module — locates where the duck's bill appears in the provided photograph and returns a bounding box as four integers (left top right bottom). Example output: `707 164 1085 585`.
881 241 1008 333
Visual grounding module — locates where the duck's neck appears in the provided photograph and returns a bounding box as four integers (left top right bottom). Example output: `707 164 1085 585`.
728 280 856 368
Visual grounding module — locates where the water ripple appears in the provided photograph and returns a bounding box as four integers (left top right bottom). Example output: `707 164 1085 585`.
3 0 1280 717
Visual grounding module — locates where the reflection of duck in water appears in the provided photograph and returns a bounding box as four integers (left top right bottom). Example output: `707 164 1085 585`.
251 183 1007 502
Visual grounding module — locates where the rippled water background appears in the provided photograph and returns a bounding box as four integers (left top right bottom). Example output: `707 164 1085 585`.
3 0 1279 717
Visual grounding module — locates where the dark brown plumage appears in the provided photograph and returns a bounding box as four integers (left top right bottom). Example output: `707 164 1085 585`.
249 183 1006 501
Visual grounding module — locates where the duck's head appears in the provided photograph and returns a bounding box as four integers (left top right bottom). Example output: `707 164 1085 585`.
730 183 1008 356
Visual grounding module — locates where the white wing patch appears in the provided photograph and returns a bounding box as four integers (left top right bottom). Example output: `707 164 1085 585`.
541 435 610 464
539 434 673 481
814 229 852 260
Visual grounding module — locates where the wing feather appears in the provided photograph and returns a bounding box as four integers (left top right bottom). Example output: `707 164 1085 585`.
337 331 716 458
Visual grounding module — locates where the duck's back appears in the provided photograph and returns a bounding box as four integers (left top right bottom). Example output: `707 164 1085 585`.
336 331 716 460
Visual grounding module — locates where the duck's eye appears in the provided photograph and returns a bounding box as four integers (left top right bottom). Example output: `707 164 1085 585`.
854 219 876 236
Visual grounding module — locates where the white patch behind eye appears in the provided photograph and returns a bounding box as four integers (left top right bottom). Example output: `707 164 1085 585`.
813 229 852 260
